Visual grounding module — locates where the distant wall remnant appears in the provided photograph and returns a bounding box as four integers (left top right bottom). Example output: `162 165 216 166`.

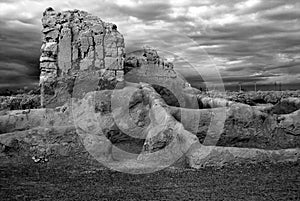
40 8 125 107
123 47 196 109
124 47 190 90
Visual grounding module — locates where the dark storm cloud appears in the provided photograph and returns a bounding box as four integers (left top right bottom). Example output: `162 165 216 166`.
186 74 269 84
186 68 283 86
262 11 300 21
0 0 299 89
190 21 299 57
268 61 300 72
225 65 263 72
0 61 39 88
0 18 41 88
113 2 172 22
185 0 300 85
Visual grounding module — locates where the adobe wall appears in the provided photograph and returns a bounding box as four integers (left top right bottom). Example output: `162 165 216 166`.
40 8 125 107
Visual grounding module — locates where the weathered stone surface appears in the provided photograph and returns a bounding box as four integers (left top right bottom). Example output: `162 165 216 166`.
67 83 197 168
117 47 125 56
124 47 189 96
211 90 300 106
137 84 199 165
169 104 300 150
270 97 300 114
72 71 100 99
0 107 72 134
95 35 104 60
196 95 236 108
40 56 56 62
41 42 58 55
40 62 57 70
0 95 40 112
43 29 60 41
40 8 125 108
58 27 72 74
46 77 76 108
277 109 300 136
105 47 118 57
187 144 300 168
124 47 201 111
105 57 123 70
1 83 300 169
143 46 159 63
116 70 124 81
42 27 55 34
0 126 84 157
80 49 95 71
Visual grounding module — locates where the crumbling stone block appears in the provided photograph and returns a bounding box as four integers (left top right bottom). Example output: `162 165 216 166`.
39 8 125 107
124 47 188 90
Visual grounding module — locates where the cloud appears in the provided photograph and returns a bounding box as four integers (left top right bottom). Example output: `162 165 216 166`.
113 2 172 22
262 10 300 21
0 0 299 89
0 17 40 89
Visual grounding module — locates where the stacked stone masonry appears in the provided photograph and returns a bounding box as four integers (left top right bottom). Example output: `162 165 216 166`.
124 47 189 89
40 8 125 107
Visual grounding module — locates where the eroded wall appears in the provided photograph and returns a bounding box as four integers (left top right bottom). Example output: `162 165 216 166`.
40 8 125 107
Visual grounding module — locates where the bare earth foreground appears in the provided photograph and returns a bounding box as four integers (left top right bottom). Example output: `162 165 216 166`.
0 156 299 201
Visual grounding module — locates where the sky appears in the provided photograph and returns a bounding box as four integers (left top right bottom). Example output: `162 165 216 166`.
0 0 299 90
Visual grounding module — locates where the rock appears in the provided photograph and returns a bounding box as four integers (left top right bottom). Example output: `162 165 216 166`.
137 84 199 166
124 47 189 95
40 56 56 62
0 95 40 111
196 95 235 108
40 8 125 108
116 70 124 82
0 126 83 157
270 98 300 114
204 91 300 106
71 88 143 162
143 46 159 63
169 104 300 149
72 71 100 99
187 144 300 168
69 83 198 168
0 107 72 134
124 56 140 70
43 29 60 41
58 27 72 74
277 109 300 136
41 42 58 55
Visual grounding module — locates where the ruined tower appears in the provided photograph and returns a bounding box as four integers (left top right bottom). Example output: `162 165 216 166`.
40 8 125 107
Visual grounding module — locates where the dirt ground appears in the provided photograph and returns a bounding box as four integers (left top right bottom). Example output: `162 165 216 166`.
0 156 299 201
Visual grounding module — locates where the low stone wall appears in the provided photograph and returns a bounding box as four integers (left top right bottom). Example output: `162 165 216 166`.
170 105 300 150
187 144 300 168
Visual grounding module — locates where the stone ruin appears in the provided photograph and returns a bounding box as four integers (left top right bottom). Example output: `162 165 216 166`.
0 8 298 171
124 47 187 86
40 7 125 107
39 8 192 108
